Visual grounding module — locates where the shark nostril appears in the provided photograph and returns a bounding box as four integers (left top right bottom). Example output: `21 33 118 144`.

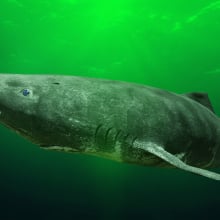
6 80 25 87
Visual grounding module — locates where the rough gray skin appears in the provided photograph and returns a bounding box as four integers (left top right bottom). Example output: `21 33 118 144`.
0 74 220 180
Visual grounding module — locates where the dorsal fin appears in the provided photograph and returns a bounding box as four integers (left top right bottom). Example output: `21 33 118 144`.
183 92 215 113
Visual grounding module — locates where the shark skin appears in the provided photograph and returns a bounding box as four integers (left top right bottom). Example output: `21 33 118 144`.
0 74 220 180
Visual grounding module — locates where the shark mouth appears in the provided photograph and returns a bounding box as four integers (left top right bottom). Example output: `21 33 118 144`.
41 145 79 153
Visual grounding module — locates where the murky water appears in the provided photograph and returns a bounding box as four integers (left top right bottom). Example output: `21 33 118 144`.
0 0 220 219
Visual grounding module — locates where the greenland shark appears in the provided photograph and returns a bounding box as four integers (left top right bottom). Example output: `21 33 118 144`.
0 74 220 180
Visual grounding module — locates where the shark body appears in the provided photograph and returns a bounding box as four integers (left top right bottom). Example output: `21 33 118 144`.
0 74 220 180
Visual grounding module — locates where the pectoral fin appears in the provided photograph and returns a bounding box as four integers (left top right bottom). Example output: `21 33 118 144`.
134 141 220 181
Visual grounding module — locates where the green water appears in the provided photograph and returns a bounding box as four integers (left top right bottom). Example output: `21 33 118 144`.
1 0 220 219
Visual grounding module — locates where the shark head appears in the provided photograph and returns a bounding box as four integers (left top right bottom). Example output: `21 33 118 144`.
0 74 93 152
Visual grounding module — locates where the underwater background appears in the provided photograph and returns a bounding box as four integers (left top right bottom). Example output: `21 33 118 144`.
0 0 220 219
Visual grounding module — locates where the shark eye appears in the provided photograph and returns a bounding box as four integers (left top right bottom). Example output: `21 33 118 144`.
22 89 31 96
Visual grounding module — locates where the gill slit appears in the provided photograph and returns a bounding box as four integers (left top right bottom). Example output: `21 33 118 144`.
131 136 138 147
123 133 130 142
114 130 122 143
105 127 114 143
95 124 103 141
